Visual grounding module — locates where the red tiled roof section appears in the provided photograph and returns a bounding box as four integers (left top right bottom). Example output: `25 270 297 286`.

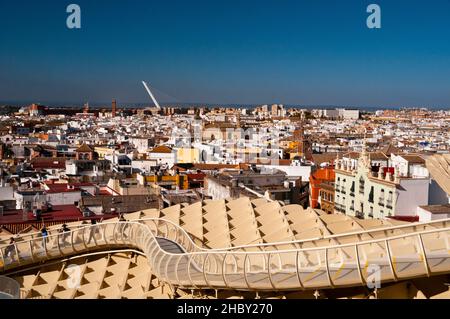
0 205 84 224
187 173 205 181
150 145 172 153
44 183 81 193
31 158 66 169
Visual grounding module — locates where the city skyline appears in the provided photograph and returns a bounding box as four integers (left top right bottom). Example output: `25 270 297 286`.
1 0 450 108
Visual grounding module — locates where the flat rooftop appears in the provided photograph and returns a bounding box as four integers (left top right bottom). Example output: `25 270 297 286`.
419 204 450 214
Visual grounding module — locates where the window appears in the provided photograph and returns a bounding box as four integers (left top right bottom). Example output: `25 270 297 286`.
356 203 364 219
387 191 393 208
379 189 385 206
369 207 373 218
359 177 365 194
368 186 374 203
350 181 355 194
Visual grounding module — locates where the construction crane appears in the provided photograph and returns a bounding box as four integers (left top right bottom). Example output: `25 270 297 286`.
141 81 161 110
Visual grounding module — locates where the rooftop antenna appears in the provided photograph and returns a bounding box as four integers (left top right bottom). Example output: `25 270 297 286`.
142 81 161 110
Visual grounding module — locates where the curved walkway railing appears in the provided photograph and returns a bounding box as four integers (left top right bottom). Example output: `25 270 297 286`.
0 218 449 291
2 217 448 253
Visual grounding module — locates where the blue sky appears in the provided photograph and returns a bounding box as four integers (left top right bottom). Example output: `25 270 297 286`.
0 0 449 107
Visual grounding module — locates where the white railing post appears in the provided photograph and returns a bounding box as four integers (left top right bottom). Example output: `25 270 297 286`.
295 251 305 290
165 223 170 240
55 233 62 256
119 223 125 243
174 255 183 287
202 254 211 288
243 254 251 289
222 253 229 288
186 253 197 289
355 244 365 285
102 224 108 246
267 253 276 290
112 223 118 244
13 243 20 265
174 226 179 243
325 248 334 288
29 241 35 263
385 239 397 281
164 254 172 283
70 230 75 252
81 227 88 250
417 234 431 277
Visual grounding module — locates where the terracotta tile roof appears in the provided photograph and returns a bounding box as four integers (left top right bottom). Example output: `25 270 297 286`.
399 154 425 164
31 157 66 169
150 145 172 153
369 152 389 161
343 152 360 159
44 183 82 193
75 143 94 153
381 143 400 155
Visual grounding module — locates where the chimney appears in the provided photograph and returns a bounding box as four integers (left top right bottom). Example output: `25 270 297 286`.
112 99 117 117
394 169 400 184
385 170 392 182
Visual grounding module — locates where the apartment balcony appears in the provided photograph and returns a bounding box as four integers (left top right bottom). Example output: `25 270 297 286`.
378 200 385 207
350 192 355 197
355 211 364 219
341 188 346 195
